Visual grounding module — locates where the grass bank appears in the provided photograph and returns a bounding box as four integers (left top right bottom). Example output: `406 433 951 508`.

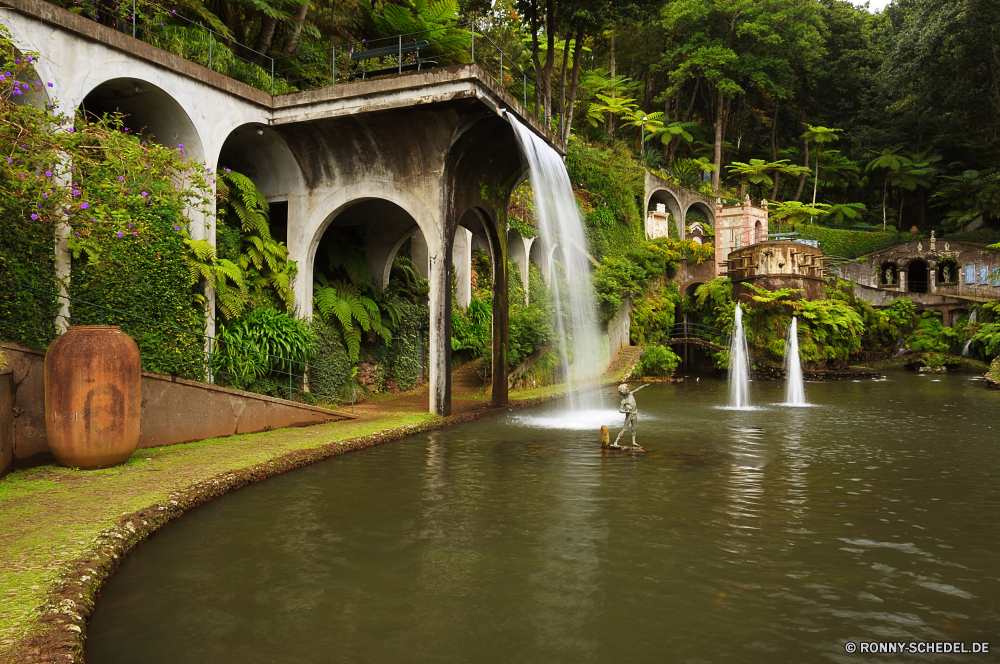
0 349 641 663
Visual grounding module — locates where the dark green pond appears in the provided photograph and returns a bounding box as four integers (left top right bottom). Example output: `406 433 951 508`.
87 375 1000 663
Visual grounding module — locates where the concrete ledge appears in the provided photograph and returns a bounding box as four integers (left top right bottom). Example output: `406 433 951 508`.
0 0 272 106
0 340 353 464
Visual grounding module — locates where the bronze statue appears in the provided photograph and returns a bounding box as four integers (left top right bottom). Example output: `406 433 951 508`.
613 383 649 448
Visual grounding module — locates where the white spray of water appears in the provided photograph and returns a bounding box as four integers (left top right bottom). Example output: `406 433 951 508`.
728 303 752 409
962 310 978 356
507 116 605 409
784 317 808 406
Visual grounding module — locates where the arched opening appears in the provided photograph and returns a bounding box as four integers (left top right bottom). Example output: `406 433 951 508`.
754 220 762 244
879 262 899 287
80 79 204 161
685 202 715 238
907 259 928 293
507 227 529 295
646 188 683 240
310 199 430 395
937 258 959 286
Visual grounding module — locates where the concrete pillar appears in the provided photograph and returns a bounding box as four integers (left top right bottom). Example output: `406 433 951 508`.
427 240 451 416
411 231 430 279
491 244 509 407
453 227 472 308
929 262 937 294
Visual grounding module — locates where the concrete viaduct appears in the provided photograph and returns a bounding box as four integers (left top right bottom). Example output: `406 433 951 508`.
0 0 565 416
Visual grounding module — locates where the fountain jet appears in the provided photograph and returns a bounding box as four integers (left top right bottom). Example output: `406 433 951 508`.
784 317 807 406
729 303 752 409
507 116 604 410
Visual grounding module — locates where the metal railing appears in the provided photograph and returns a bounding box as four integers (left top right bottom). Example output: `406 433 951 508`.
77 1 536 113
658 322 731 348
0 278 359 411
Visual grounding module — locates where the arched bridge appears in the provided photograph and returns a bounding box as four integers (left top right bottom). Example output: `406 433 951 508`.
657 323 730 353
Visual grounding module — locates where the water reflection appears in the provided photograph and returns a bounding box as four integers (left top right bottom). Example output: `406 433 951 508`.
87 376 1000 664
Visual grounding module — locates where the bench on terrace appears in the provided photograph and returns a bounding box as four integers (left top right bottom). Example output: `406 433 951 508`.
351 40 436 79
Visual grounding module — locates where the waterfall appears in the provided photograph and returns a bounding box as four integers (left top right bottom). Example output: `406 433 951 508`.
728 303 752 409
962 310 978 356
784 317 807 406
507 116 605 409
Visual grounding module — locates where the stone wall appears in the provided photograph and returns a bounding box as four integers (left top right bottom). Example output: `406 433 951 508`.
1 367 12 477
0 341 353 467
605 295 633 362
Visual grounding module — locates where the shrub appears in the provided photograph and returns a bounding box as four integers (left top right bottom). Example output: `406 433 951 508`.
215 306 313 393
906 310 959 354
634 345 680 377
630 284 679 345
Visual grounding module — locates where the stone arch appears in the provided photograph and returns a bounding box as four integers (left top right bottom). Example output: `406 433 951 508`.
754 220 763 244
77 76 209 163
0 19 61 106
684 201 716 233
937 256 959 285
879 261 899 287
646 187 684 239
216 124 305 200
296 183 439 317
907 258 929 293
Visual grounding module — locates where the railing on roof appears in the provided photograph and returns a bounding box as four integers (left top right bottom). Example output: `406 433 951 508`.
79 1 535 114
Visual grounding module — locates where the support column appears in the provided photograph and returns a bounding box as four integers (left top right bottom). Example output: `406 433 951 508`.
492 246 509 407
453 227 472 308
427 242 451 416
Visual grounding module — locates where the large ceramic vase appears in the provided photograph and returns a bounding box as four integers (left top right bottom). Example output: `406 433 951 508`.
45 326 141 469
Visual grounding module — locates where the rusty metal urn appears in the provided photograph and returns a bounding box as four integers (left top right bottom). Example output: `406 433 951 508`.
45 326 141 469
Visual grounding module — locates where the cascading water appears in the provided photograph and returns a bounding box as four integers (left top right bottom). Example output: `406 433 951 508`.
507 116 605 409
728 303 752 409
783 317 807 406
962 310 978 356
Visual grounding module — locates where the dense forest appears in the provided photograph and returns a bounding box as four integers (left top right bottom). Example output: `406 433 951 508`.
50 0 1000 235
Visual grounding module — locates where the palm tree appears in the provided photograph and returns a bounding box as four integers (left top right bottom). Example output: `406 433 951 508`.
866 148 907 231
801 125 842 206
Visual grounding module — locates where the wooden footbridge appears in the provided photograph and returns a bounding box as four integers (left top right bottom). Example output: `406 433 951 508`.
657 323 730 353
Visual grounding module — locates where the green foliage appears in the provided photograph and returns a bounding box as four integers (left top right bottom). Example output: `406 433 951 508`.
508 216 538 239
593 238 712 325
307 319 354 404
906 310 959 354
634 345 680 378
789 224 918 259
630 283 679 346
452 291 492 359
361 300 427 393
314 275 395 362
216 169 296 312
0 31 210 373
961 302 1000 361
215 306 313 391
566 138 645 259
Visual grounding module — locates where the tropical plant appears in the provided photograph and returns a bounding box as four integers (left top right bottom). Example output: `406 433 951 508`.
768 201 830 226
586 94 638 146
823 202 867 225
313 274 396 362
216 169 296 311
215 305 313 389
801 125 841 206
634 345 680 378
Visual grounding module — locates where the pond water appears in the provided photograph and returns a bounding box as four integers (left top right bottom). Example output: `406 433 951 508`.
87 375 1000 663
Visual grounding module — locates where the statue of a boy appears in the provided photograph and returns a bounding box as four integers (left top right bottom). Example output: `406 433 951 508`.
614 383 649 448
